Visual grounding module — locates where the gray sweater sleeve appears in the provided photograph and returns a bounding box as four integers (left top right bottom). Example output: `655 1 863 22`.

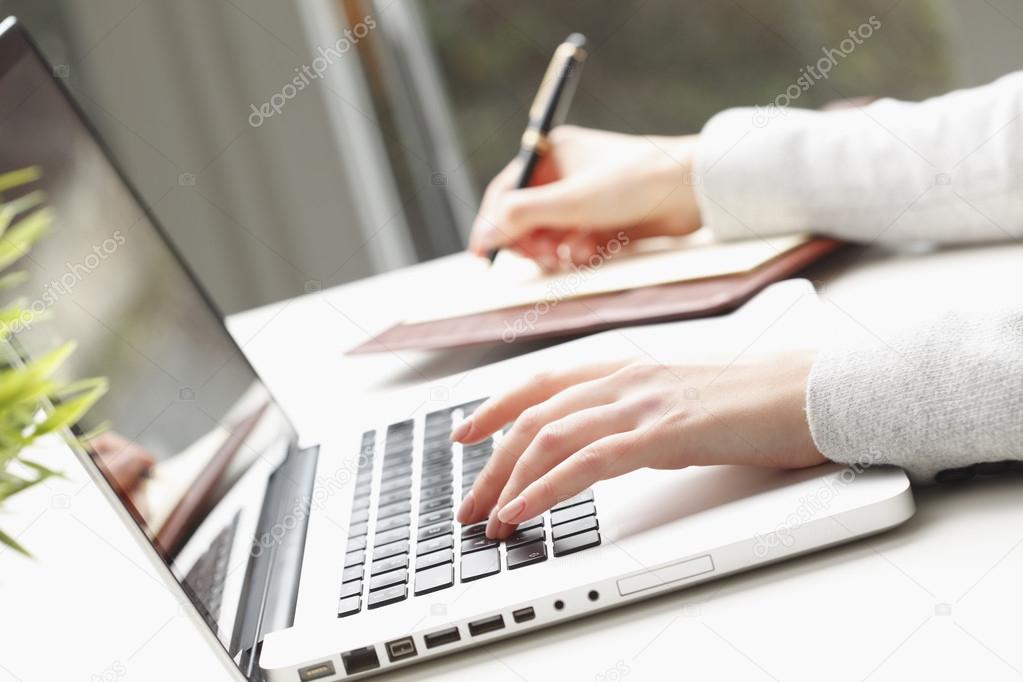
693 73 1023 483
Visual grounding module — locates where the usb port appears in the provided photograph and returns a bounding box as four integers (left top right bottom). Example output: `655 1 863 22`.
512 607 535 623
468 614 505 636
385 636 417 662
423 627 461 649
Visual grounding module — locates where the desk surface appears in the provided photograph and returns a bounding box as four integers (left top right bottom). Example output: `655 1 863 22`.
3 242 1023 682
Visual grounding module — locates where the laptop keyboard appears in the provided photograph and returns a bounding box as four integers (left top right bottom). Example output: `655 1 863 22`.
337 399 602 617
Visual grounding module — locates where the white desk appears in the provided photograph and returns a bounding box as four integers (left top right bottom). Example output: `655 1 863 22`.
3 243 1023 682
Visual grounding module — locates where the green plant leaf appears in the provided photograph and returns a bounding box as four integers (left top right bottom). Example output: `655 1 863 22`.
0 207 51 272
0 190 46 237
0 166 41 193
0 526 31 557
34 377 108 436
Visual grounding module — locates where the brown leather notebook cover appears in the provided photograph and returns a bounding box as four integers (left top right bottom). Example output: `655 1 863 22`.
348 238 841 354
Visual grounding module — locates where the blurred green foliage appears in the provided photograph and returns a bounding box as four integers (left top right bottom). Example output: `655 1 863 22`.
422 0 952 191
0 167 107 557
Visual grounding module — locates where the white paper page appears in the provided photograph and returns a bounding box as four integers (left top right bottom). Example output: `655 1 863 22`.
406 230 810 324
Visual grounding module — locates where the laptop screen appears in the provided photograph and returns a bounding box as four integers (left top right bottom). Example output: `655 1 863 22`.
0 21 297 654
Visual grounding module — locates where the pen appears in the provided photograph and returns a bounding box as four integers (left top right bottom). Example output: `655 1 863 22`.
485 32 588 264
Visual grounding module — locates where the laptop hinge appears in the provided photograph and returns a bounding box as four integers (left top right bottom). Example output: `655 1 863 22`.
233 441 319 680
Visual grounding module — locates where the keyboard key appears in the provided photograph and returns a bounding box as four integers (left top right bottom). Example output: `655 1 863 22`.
419 521 453 541
377 514 410 533
371 554 408 576
551 489 593 511
416 548 452 571
550 502 595 527
504 526 543 549
517 516 544 532
350 507 370 524
421 484 454 502
348 522 368 538
367 583 407 609
419 509 453 527
421 473 451 490
415 563 454 596
377 500 412 520
375 526 410 546
369 568 407 591
381 465 412 482
507 540 547 569
378 489 412 507
346 536 366 553
460 522 487 539
342 566 363 583
340 580 362 598
416 534 453 556
461 547 500 582
419 496 452 514
344 550 365 567
380 476 412 494
552 530 601 557
337 594 361 617
364 580 403 609
461 535 498 554
421 460 453 475
372 540 409 561
551 515 598 540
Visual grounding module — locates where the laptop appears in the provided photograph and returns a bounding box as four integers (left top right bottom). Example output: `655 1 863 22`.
0 17 915 681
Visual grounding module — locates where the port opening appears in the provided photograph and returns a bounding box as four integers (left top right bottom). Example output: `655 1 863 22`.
341 646 380 675
512 607 535 623
424 627 461 649
468 614 506 636
386 636 418 662
554 599 565 610
298 661 335 681
588 590 600 601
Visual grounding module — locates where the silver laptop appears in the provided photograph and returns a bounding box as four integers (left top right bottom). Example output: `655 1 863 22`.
0 17 915 681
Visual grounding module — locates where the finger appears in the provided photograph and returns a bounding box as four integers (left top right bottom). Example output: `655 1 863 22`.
470 180 586 254
452 361 628 445
510 230 561 272
497 430 643 525
458 375 617 527
559 232 599 267
490 403 639 536
467 160 526 256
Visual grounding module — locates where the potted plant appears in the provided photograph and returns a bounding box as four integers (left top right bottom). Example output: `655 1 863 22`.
0 166 106 556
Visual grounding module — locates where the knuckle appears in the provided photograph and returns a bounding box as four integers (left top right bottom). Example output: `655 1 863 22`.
529 371 555 391
576 444 606 471
517 405 544 432
534 423 564 450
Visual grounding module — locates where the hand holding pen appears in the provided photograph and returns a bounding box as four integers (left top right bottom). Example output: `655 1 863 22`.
468 36 703 272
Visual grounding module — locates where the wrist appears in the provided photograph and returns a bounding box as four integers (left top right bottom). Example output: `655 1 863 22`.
645 134 701 235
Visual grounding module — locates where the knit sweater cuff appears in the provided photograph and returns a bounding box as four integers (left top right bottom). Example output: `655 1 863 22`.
805 309 1023 484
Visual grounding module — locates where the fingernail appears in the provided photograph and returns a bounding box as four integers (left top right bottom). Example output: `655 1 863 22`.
538 252 559 273
456 490 475 523
485 514 499 539
450 419 471 442
497 496 526 524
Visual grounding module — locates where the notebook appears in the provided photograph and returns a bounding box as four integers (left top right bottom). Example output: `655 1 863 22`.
348 233 841 354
